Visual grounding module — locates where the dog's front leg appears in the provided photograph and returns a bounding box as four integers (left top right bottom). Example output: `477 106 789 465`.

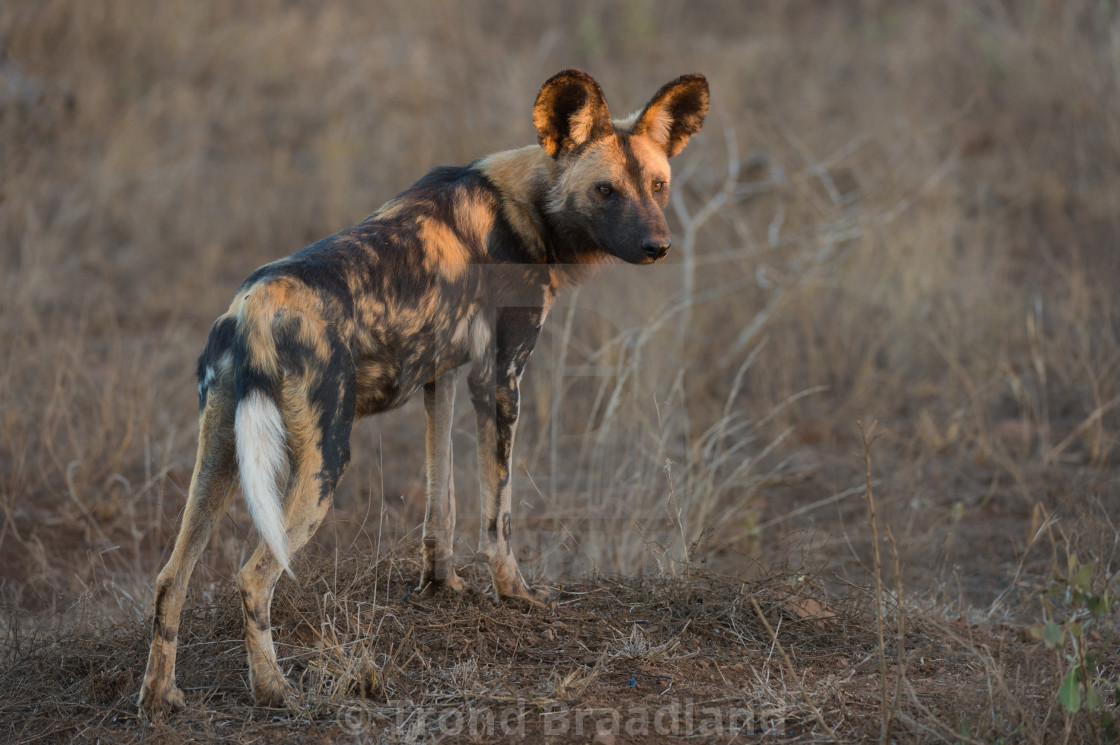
419 369 464 592
468 309 550 604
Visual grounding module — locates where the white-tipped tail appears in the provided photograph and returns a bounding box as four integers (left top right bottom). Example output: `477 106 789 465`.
235 390 291 576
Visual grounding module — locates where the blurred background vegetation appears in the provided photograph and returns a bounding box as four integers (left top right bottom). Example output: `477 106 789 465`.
1 0 1118 617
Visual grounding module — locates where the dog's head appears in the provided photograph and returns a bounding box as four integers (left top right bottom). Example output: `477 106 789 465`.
534 70 709 265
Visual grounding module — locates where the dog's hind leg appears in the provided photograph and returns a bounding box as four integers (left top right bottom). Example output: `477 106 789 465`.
139 388 238 719
235 370 353 707
420 369 464 592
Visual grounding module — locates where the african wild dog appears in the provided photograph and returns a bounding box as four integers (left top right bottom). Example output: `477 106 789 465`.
138 69 709 717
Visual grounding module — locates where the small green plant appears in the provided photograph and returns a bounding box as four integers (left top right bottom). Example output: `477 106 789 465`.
1030 554 1118 740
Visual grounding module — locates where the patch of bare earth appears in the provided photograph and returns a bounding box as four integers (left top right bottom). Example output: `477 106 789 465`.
1 545 1062 744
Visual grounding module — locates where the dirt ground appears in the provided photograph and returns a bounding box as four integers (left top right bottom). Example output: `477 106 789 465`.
1 454 1113 743
0 546 1062 744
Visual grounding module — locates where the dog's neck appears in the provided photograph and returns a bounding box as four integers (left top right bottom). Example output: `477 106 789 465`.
475 146 554 262
476 145 609 284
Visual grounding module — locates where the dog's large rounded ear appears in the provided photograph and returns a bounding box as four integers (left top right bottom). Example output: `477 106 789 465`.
631 74 710 157
533 70 614 159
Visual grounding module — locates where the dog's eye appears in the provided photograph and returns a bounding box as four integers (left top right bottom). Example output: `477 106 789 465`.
652 181 665 193
597 184 613 196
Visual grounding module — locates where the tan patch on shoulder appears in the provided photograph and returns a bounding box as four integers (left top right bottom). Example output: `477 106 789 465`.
476 147 554 261
419 219 469 281
453 189 495 249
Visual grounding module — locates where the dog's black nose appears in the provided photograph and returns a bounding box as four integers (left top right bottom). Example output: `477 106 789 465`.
643 241 671 260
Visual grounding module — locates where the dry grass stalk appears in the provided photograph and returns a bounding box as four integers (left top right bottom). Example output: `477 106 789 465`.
858 420 890 744
747 593 838 740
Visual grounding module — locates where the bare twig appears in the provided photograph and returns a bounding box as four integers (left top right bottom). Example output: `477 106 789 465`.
1043 393 1120 466
885 523 904 739
671 123 740 346
858 420 889 745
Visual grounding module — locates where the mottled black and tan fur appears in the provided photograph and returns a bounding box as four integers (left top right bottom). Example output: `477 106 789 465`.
139 70 709 717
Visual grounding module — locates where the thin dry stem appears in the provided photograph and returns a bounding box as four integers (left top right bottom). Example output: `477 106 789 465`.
747 594 838 740
858 420 889 745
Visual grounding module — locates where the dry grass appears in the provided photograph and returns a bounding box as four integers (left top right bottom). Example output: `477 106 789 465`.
0 545 1064 743
2 1 1119 742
